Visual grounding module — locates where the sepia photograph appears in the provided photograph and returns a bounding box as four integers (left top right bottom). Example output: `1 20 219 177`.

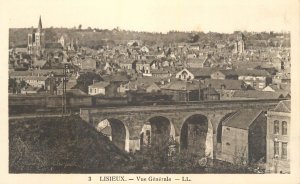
1 0 300 183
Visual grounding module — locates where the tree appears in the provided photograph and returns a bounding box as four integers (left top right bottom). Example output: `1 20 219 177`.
9 78 17 93
78 24 82 30
75 72 103 93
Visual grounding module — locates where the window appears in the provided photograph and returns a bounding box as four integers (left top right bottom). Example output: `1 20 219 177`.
282 121 287 135
274 141 279 156
274 120 279 134
282 142 287 159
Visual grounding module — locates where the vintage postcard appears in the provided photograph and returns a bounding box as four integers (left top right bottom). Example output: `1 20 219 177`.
0 0 299 183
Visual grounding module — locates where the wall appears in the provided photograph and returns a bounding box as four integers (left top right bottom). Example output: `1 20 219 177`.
220 126 248 164
248 112 267 163
266 111 290 173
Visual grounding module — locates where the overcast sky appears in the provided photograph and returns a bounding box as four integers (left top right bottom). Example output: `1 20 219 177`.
3 0 292 33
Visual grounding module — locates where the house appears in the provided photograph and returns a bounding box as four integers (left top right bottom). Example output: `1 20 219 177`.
211 69 238 80
134 60 151 74
186 58 209 68
32 59 47 69
151 69 171 78
118 81 138 94
203 79 249 100
135 77 161 93
175 68 195 81
140 46 149 53
160 80 201 101
262 83 291 95
266 100 290 173
57 76 78 95
81 58 97 70
23 76 50 89
119 60 133 70
232 90 286 100
236 69 271 90
175 68 214 81
88 81 110 96
201 86 220 101
20 86 43 94
220 110 267 164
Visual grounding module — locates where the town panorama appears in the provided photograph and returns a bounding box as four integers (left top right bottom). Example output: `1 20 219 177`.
9 16 291 174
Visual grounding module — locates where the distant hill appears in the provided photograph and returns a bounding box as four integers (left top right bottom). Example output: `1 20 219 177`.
9 115 131 173
9 28 290 49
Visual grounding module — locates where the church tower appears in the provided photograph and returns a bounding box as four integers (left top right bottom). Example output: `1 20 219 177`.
233 32 245 54
27 16 44 56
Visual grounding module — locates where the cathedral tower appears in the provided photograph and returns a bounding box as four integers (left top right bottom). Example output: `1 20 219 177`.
27 16 45 56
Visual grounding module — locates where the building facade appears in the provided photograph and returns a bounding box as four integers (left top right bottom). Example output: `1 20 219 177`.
27 16 45 56
266 100 290 173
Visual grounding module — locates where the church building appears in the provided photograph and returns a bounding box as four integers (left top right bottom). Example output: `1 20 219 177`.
27 16 45 56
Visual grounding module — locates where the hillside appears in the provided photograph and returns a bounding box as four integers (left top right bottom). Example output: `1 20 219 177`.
9 28 290 49
9 115 131 173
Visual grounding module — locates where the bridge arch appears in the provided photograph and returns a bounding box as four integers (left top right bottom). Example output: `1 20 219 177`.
140 116 175 150
180 114 213 158
96 118 129 152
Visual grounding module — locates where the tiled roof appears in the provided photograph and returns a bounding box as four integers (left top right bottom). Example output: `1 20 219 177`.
203 79 246 90
89 81 110 88
236 69 270 76
215 69 238 76
103 74 129 82
161 80 200 91
32 60 47 67
273 100 291 113
23 76 49 81
223 109 264 130
188 68 216 77
232 90 284 99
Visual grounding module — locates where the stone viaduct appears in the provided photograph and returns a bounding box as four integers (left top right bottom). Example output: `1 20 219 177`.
80 99 281 159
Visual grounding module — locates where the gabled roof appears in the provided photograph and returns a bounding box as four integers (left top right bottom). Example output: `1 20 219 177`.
202 87 219 95
187 68 216 77
232 90 285 99
236 69 270 77
273 100 291 113
32 60 47 67
89 81 110 88
103 74 129 82
23 76 49 81
223 110 264 130
161 80 200 91
213 69 238 76
203 79 246 90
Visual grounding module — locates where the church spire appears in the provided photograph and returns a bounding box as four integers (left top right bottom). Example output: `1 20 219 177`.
38 15 42 31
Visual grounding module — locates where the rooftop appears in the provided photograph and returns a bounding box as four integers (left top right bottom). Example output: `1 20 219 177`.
223 109 264 130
